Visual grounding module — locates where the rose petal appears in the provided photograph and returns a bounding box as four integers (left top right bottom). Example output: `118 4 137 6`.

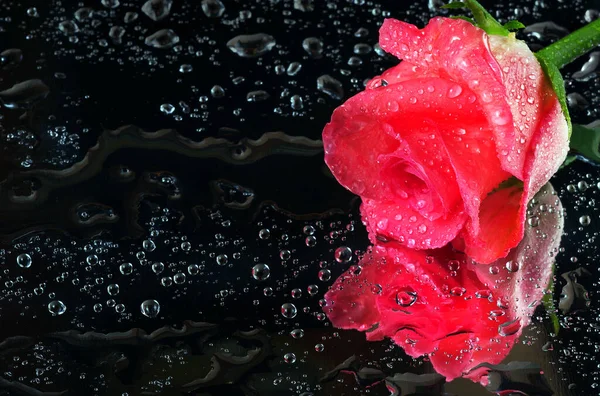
470 182 563 331
379 18 515 166
361 198 467 249
488 36 569 183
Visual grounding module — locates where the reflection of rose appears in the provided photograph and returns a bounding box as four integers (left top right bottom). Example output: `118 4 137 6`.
322 17 568 264
324 184 562 380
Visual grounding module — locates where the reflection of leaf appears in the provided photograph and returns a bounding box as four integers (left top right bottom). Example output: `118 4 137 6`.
560 155 577 169
570 124 600 162
542 263 560 335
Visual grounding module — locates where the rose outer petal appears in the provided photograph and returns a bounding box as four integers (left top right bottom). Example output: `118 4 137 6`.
377 18 568 263
324 76 510 249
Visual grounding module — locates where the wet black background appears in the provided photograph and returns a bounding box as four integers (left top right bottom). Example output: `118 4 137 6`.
0 0 599 395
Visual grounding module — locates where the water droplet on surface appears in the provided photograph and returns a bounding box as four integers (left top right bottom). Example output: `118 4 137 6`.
201 0 226 18
27 7 39 17
334 246 352 263
101 0 120 8
0 79 49 109
210 85 225 98
108 26 125 43
152 262 165 274
317 74 344 100
396 289 417 307
142 0 172 21
294 0 314 12
314 343 325 352
17 253 32 268
302 37 324 58
145 29 180 49
74 7 93 21
579 215 591 226
475 289 492 299
0 48 23 70
216 254 228 266
252 263 270 281
119 262 133 275
284 352 296 363
505 260 520 273
107 284 120 296
124 11 139 23
58 20 79 35
318 269 331 281
48 300 67 316
143 239 156 251
528 216 540 227
498 318 521 337
227 33 276 58
140 299 160 318
247 90 271 102
450 287 466 297
281 303 297 318
447 84 463 98
287 62 302 76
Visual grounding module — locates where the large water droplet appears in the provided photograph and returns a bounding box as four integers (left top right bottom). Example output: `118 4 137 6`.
579 215 591 226
505 260 520 273
101 0 120 8
142 0 172 21
145 29 180 49
252 263 271 281
0 79 49 109
317 75 344 100
294 0 314 12
302 37 324 58
284 352 296 363
498 318 521 337
334 246 352 263
74 7 93 21
447 84 463 98
119 262 133 275
58 20 79 35
227 33 276 58
201 0 225 18
17 253 32 268
281 303 297 318
48 300 67 316
0 48 23 70
396 289 417 307
140 299 161 318
246 90 271 102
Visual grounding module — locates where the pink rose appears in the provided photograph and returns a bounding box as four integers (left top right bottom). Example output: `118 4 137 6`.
322 17 569 263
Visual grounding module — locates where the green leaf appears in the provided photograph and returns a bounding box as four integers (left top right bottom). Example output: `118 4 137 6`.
503 20 526 31
441 1 466 9
570 124 600 162
463 0 509 36
535 53 572 137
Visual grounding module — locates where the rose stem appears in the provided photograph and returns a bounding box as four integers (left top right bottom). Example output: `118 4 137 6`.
537 18 600 69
